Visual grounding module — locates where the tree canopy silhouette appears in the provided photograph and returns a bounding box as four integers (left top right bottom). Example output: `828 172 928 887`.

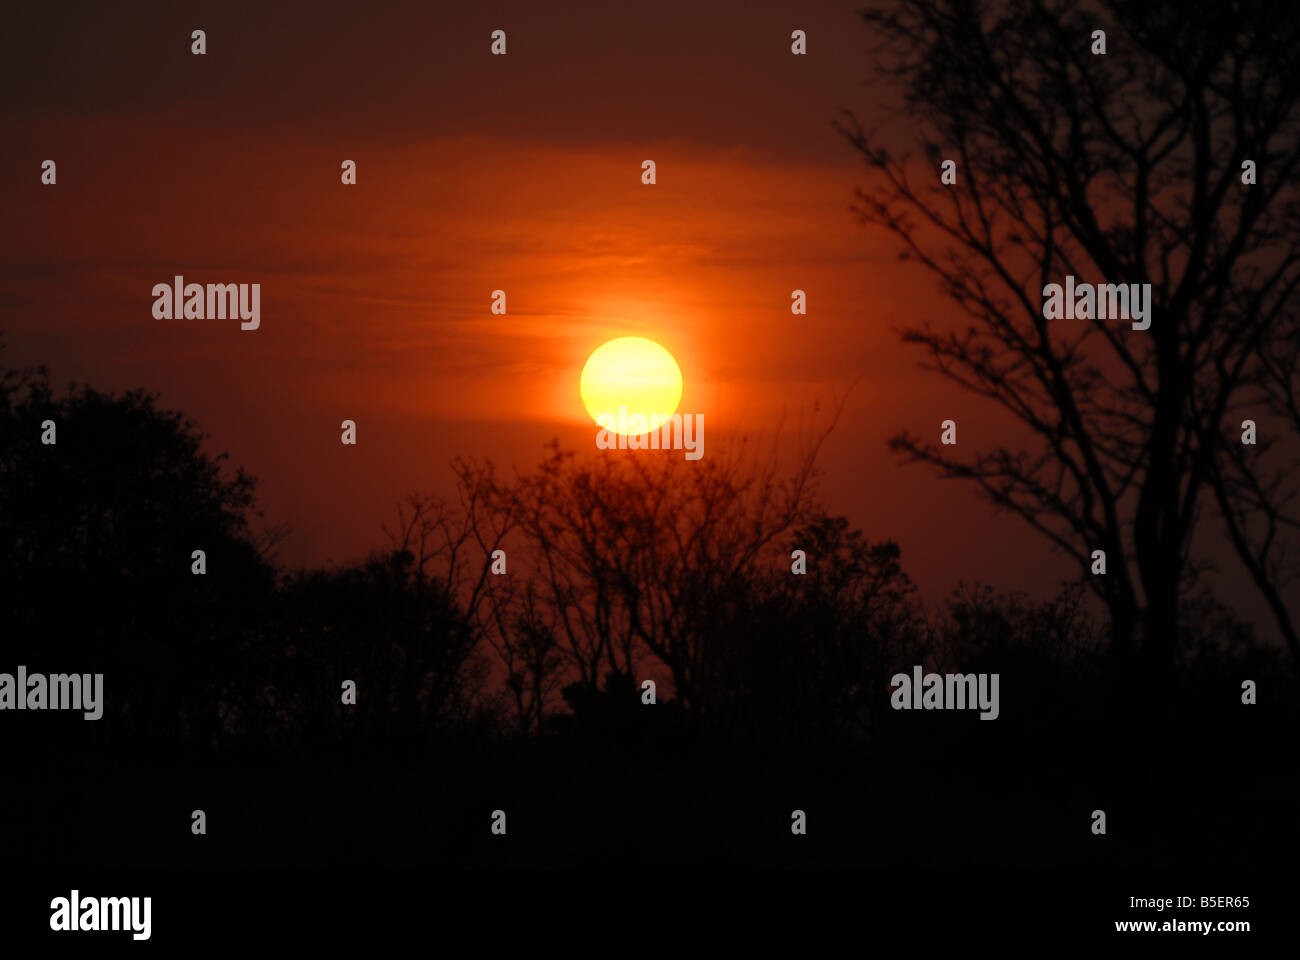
838 0 1300 677
0 360 276 749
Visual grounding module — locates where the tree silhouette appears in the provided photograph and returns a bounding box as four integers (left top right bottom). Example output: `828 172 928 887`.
837 0 1300 679
384 404 859 736
0 359 276 750
461 432 832 719
269 550 491 749
708 517 921 746
4 353 1293 870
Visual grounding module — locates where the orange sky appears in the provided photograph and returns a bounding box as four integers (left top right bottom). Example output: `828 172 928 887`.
0 0 1120 603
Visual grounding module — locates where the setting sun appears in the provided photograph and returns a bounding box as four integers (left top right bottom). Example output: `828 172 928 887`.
580 336 683 435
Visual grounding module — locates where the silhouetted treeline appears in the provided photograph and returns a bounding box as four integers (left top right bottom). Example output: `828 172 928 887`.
3 361 1294 766
4 360 1298 869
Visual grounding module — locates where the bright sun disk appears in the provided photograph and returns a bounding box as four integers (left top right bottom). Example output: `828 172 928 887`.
580 336 683 435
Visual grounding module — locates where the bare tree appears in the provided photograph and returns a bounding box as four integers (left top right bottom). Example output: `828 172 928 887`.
493 580 567 736
1206 315 1300 660
486 424 835 712
383 457 517 618
394 396 851 731
838 0 1300 675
